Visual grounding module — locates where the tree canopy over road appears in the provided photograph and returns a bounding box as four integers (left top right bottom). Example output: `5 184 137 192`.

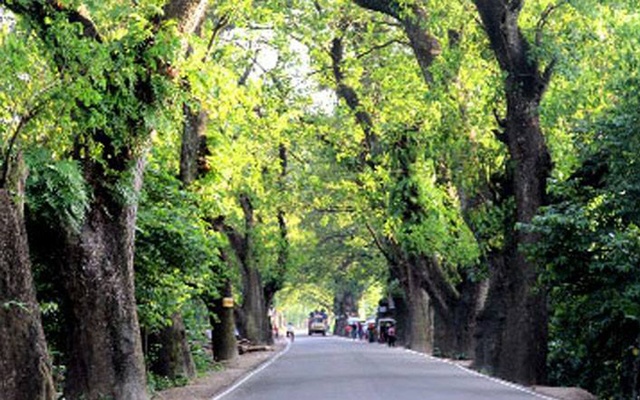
0 0 639 399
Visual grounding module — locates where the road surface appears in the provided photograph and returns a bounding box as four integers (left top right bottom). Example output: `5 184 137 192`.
214 335 553 400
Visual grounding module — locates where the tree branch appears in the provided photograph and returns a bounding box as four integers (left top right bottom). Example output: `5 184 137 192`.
365 222 395 265
352 0 401 20
1 112 31 189
0 78 56 188
209 215 247 265
351 0 439 85
541 57 556 92
355 38 406 59
330 36 378 164
0 0 102 42
409 254 460 317
493 108 507 128
204 13 230 61
535 2 564 47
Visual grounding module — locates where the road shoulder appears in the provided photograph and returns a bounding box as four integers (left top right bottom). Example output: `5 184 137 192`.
152 340 288 400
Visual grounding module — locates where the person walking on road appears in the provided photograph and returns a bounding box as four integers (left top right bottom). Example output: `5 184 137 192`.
286 322 295 342
387 324 397 347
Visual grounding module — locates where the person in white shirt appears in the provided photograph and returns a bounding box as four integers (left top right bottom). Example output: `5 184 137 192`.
286 322 295 342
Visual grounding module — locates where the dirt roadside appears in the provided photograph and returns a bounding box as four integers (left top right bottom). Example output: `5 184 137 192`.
152 339 288 400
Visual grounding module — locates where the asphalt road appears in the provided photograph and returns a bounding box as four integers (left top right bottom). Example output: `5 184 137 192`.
214 335 552 400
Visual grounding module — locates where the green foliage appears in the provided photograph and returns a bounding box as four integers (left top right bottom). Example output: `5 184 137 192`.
146 372 189 394
529 59 640 398
25 149 89 233
135 166 223 330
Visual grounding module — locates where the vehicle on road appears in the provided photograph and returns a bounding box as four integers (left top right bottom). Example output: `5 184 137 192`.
308 311 328 335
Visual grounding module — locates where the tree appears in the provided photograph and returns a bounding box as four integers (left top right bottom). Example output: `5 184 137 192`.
471 0 554 385
347 0 496 358
1 1 208 397
0 17 65 398
306 0 483 352
0 182 55 399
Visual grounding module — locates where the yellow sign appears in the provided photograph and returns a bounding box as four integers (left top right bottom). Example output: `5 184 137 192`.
222 297 234 308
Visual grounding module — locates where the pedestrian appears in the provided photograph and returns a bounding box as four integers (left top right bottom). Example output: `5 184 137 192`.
286 322 295 342
387 324 397 347
379 323 387 343
368 322 376 343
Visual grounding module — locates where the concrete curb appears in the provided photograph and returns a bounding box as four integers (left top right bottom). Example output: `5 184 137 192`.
404 348 558 400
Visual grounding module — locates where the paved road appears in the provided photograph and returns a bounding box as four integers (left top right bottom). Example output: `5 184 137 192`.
215 335 552 400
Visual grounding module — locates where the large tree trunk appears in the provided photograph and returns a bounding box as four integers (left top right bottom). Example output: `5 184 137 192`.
386 254 433 352
390 291 409 345
148 313 196 380
495 93 549 385
472 0 553 384
0 189 55 400
434 275 486 359
211 195 272 345
474 170 548 384
61 160 147 400
209 279 238 362
389 132 437 354
240 265 271 345
1 1 208 398
179 104 209 186
333 289 358 336
262 145 290 338
403 265 433 353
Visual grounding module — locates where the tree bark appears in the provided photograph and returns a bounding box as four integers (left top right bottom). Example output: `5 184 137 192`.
433 274 486 358
403 262 433 353
352 0 440 85
148 313 196 380
211 195 271 345
0 189 55 400
333 290 358 336
209 279 238 362
179 104 209 186
240 262 272 345
61 158 148 400
472 0 553 385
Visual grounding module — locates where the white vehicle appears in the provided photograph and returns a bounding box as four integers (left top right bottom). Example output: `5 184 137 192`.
308 315 328 335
